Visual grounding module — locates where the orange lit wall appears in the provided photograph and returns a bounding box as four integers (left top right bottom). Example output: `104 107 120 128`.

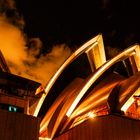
53 115 140 140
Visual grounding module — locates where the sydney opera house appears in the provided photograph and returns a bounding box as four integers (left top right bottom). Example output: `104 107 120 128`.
1 34 140 140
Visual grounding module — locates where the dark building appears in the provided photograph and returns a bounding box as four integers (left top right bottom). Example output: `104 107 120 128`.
0 51 41 140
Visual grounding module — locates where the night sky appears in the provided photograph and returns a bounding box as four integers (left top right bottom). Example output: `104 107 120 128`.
15 0 140 51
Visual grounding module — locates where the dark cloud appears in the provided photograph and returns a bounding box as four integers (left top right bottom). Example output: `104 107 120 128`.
0 0 24 29
0 0 72 86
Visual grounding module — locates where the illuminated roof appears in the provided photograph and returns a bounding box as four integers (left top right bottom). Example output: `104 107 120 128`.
32 34 140 139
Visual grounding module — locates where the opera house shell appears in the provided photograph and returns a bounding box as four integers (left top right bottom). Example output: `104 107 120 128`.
36 34 140 140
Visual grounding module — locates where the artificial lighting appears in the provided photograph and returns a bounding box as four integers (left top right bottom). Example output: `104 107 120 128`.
9 106 17 112
39 137 51 140
88 112 95 118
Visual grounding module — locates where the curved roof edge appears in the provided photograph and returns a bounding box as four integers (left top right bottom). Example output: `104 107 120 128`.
33 34 106 117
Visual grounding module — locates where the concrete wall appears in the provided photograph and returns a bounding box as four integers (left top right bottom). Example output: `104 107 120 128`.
0 109 40 140
54 115 140 140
